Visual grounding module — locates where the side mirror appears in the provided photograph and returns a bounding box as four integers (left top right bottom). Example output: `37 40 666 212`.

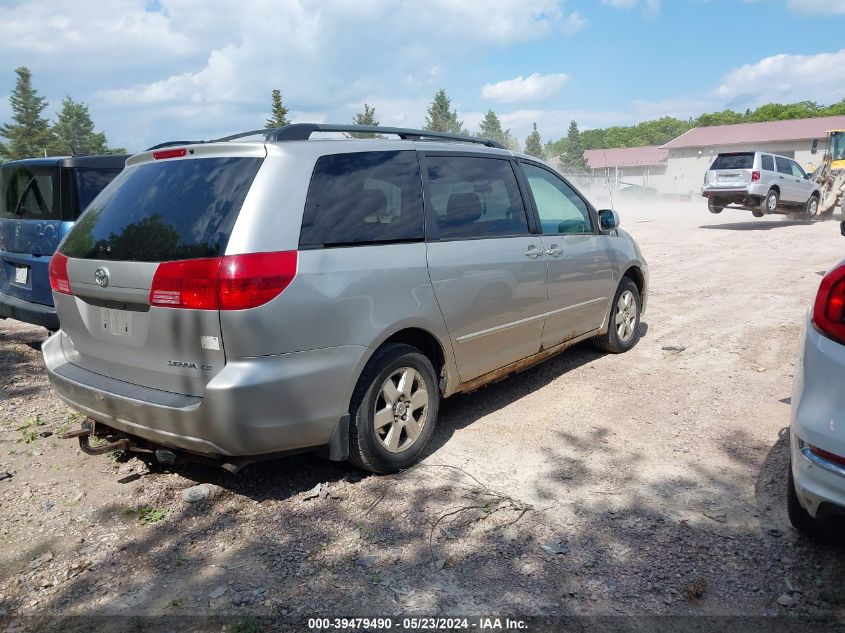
841 220 845 237
812 139 819 155
598 209 620 231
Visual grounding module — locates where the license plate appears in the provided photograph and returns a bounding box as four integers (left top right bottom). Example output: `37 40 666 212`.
14 266 27 284
100 307 131 336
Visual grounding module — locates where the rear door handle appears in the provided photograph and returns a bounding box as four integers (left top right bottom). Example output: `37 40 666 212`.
546 247 562 257
524 246 543 259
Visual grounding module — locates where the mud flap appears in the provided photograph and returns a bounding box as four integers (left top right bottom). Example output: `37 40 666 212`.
323 414 350 461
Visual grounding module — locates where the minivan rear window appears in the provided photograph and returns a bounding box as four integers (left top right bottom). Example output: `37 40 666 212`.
61 157 263 262
0 165 60 221
710 153 754 170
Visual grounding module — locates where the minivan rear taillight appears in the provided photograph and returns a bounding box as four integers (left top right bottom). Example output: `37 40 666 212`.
149 251 297 310
751 170 761 182
49 252 72 295
813 263 845 344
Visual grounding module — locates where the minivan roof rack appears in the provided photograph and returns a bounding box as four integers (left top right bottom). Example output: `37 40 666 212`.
265 123 507 149
146 124 508 152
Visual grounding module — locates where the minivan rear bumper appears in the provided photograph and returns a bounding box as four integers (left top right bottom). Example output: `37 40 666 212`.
0 292 59 330
42 331 368 457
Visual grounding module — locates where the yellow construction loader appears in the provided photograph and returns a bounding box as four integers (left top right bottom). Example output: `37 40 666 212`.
814 130 845 217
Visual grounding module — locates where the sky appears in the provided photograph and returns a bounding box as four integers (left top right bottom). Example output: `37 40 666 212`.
1 0 845 152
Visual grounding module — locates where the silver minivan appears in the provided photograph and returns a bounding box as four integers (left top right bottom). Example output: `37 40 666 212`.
702 151 822 219
43 124 648 473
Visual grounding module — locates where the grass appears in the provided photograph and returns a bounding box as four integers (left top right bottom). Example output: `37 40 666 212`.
17 416 46 443
123 506 166 524
230 618 260 633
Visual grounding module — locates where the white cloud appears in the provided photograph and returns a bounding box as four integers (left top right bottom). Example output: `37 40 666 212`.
0 0 585 149
481 73 569 103
600 0 661 14
716 48 845 107
787 0 845 15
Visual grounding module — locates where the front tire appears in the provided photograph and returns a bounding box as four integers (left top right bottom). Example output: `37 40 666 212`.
806 195 820 220
593 278 641 354
348 343 439 474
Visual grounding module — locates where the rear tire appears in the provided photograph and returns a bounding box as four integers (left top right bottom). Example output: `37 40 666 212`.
593 278 641 354
348 343 439 474
761 189 779 215
707 198 724 214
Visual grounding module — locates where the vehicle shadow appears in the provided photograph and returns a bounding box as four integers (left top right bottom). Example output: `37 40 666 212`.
134 323 651 505
699 220 809 231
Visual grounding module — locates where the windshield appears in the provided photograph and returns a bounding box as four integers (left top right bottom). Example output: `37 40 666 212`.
710 153 754 170
0 164 60 220
60 156 263 262
829 132 845 161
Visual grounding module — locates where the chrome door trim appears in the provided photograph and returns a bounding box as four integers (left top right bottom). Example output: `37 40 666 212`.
455 311 547 343
456 296 607 343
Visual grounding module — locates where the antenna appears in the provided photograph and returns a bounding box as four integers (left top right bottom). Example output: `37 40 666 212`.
602 149 615 209
68 143 79 157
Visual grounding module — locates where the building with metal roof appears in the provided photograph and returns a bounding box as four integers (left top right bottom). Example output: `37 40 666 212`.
660 115 845 197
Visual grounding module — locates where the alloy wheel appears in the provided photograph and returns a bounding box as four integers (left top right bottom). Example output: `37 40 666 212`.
373 367 429 453
615 290 638 342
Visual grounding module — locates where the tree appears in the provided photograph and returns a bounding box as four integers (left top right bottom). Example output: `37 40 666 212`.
351 103 381 138
478 109 517 150
424 89 464 134
265 89 289 129
48 97 114 155
560 120 587 171
0 67 54 160
524 122 544 158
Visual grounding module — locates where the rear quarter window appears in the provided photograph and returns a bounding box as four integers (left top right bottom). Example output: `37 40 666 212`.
761 155 774 171
299 151 424 248
710 153 754 170
0 165 60 220
61 157 263 262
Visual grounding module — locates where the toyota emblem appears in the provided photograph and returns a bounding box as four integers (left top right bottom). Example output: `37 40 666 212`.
94 268 109 287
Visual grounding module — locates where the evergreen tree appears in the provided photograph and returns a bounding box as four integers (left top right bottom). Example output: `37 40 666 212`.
424 89 464 134
0 67 54 160
478 109 517 150
48 97 110 155
561 120 587 170
524 122 544 158
351 103 381 138
265 89 289 128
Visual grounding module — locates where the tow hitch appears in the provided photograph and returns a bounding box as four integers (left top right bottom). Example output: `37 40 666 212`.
61 419 130 456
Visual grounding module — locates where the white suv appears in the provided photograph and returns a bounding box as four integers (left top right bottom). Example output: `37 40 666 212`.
702 151 823 219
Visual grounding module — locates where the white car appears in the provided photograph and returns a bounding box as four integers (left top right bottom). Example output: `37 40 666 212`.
788 257 845 536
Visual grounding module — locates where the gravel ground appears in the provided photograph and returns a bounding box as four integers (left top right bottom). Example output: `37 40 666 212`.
0 200 844 632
